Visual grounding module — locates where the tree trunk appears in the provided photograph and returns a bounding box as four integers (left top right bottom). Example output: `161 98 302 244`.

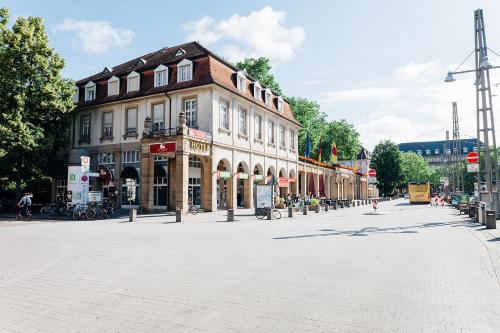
15 174 21 201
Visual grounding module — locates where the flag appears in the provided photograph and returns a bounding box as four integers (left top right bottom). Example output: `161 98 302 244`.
305 131 311 158
318 147 322 162
331 141 338 164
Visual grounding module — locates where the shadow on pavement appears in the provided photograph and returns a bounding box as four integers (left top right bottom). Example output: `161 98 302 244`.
273 221 462 240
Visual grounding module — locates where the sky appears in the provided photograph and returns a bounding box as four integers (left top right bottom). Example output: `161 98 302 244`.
4 0 500 150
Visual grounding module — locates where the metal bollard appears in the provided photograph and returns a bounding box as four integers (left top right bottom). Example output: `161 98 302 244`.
325 205 329 212
288 206 293 218
175 209 182 222
486 210 496 229
227 209 234 222
315 205 320 213
129 209 137 222
267 209 273 220
333 202 337 210
303 206 308 215
481 205 486 225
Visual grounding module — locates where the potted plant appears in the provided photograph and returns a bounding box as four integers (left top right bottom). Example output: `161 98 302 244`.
275 196 285 209
309 198 320 212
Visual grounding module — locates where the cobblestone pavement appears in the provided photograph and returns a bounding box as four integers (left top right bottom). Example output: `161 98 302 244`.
0 199 499 333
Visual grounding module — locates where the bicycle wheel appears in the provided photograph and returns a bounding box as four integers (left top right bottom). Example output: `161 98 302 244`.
72 210 80 220
40 206 49 215
273 209 281 220
85 209 96 220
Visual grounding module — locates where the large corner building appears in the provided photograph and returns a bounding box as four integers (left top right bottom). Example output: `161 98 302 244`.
60 42 368 213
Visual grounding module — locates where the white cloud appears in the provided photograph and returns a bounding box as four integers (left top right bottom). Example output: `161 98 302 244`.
317 60 487 150
395 60 440 81
182 6 305 64
55 19 135 55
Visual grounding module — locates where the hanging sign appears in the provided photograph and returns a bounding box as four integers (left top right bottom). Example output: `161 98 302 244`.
149 142 176 154
236 172 249 179
254 174 264 181
218 171 231 179
467 163 479 172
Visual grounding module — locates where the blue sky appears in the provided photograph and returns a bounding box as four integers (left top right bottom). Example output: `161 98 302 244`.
5 0 500 149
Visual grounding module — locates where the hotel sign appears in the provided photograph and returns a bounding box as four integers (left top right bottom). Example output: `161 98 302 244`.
150 142 176 155
190 140 209 152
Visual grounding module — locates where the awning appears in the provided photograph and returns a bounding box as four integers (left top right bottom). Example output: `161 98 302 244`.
278 177 288 187
319 175 325 195
120 166 139 179
308 173 316 195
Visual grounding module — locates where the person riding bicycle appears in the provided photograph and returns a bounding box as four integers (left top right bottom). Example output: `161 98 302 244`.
17 192 32 218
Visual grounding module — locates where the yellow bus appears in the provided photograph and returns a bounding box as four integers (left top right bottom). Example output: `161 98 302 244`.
408 182 431 204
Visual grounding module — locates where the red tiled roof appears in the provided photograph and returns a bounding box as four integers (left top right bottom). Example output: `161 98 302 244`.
75 41 300 126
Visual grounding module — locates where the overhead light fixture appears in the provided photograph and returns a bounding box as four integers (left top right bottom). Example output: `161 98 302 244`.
444 71 456 82
480 56 492 69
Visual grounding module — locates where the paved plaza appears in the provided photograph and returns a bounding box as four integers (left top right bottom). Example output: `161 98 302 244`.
1 199 500 332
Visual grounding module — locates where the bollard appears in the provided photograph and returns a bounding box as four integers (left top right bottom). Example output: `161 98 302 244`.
486 210 496 229
267 209 273 220
129 208 137 222
325 205 329 212
475 203 479 223
303 206 308 215
288 206 293 218
315 205 320 213
333 202 337 210
227 209 234 222
481 204 486 225
339 201 344 208
175 209 182 222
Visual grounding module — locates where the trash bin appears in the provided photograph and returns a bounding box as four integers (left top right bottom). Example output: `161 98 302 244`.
129 209 137 222
486 210 496 229
288 207 293 218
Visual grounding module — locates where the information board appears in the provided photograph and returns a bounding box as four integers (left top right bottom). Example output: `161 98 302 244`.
255 184 273 209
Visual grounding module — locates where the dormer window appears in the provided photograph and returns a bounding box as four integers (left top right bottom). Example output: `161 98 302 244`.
237 71 246 93
136 58 147 66
265 89 272 106
85 81 96 101
102 66 112 74
175 48 186 57
253 81 262 101
127 71 140 92
107 76 119 96
154 65 168 87
73 86 79 104
277 96 284 112
177 59 193 82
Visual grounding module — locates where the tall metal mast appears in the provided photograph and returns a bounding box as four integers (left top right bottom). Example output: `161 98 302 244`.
444 131 451 195
452 102 464 193
474 9 499 212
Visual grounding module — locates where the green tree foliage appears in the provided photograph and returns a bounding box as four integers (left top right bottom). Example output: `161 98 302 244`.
0 7 74 199
236 57 361 161
371 140 402 195
400 152 432 185
235 57 282 95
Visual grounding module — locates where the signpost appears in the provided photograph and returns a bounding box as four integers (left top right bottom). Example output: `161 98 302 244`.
466 152 479 164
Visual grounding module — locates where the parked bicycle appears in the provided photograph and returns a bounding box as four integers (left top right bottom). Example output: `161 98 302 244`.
256 203 281 220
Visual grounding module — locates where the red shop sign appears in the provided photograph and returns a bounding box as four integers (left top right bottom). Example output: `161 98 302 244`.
149 142 176 154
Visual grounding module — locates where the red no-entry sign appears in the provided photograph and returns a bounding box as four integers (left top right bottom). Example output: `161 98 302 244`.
466 152 479 164
368 169 377 177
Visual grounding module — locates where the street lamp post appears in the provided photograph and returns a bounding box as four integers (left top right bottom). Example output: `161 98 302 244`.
445 9 500 218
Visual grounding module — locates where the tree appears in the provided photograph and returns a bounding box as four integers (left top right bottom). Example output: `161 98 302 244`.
399 152 432 185
371 140 402 195
0 8 74 199
235 57 282 94
236 57 361 162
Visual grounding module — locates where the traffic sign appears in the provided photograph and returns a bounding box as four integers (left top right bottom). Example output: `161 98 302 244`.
368 169 377 177
81 156 90 167
466 152 479 163
467 163 479 172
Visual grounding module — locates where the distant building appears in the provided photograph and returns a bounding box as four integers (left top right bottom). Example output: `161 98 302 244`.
398 139 479 168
